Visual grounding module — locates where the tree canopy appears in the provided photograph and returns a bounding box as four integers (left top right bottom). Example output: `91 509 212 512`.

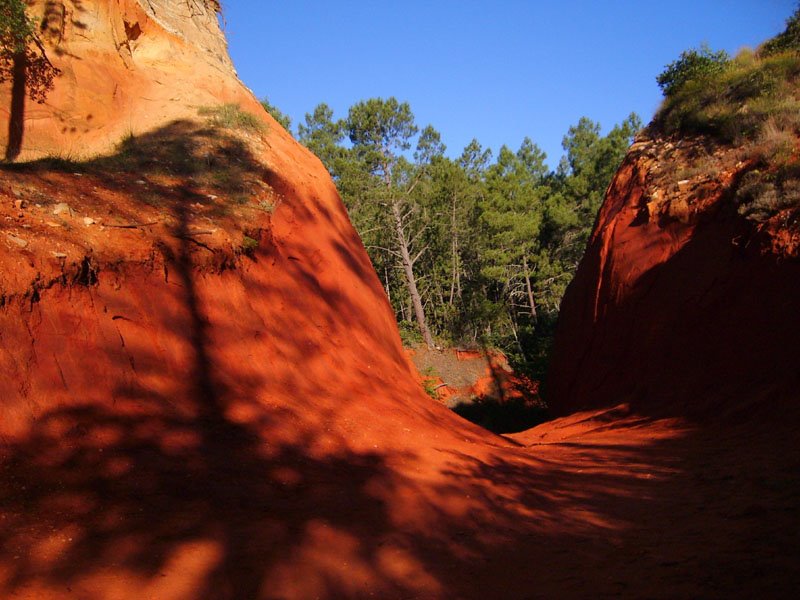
296 97 639 373
260 97 292 131
0 0 59 103
0 0 58 102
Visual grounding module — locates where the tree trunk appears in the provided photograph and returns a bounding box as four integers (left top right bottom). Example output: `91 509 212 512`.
508 310 528 362
436 286 446 317
449 194 460 305
383 264 391 301
392 201 435 348
522 255 538 322
5 52 27 161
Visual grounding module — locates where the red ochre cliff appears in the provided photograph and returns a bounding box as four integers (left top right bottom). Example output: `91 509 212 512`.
1 2 799 598
547 133 800 421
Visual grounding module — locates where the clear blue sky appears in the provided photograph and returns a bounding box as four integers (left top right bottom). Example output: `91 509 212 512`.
223 1 795 167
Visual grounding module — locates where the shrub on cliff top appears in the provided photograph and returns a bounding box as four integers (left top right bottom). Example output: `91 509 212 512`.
653 8 800 145
762 6 800 56
654 49 800 144
656 44 730 97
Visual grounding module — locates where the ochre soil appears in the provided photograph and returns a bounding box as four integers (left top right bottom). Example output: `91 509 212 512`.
2 398 798 599
6 4 796 597
0 140 798 598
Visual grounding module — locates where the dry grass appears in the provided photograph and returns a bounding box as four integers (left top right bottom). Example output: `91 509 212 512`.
197 104 265 133
652 50 800 145
754 117 797 164
735 165 800 221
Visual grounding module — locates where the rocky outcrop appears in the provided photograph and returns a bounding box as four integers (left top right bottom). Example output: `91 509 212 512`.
547 133 800 419
1 0 254 160
409 347 544 433
131 0 228 64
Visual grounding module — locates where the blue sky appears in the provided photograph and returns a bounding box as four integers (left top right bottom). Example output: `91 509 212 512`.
223 1 795 167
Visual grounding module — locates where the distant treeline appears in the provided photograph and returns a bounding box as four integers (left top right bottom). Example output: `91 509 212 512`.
264 97 640 378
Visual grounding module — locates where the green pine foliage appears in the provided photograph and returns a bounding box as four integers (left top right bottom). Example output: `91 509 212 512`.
260 97 292 132
295 97 640 378
297 103 345 175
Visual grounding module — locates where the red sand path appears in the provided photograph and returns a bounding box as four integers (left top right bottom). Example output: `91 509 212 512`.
2 393 797 598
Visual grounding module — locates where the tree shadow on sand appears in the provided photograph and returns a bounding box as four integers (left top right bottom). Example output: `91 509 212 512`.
0 122 420 597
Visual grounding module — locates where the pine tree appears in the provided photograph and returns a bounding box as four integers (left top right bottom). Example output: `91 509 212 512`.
344 98 442 348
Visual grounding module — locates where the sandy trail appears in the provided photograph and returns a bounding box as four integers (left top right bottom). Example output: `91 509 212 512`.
2 395 797 599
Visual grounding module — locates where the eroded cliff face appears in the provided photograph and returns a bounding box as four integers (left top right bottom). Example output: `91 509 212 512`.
1 0 251 160
130 0 229 65
547 133 800 419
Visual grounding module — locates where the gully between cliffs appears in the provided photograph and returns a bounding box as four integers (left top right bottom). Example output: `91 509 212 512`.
1 2 798 589
0 131 798 599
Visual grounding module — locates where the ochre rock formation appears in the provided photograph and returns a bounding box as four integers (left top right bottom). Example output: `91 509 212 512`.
408 347 544 434
0 3 496 597
547 134 800 419
2 3 799 598
1 0 253 160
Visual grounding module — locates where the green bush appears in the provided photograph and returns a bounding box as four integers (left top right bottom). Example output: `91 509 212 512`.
762 7 800 56
420 366 440 399
241 235 259 256
656 44 730 97
653 49 800 143
398 321 423 347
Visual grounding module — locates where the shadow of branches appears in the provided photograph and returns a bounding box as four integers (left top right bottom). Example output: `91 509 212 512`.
0 122 427 597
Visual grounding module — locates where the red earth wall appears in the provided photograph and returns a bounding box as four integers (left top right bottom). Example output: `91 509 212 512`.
547 137 800 420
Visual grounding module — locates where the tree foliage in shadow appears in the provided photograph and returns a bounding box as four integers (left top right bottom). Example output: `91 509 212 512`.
451 398 549 435
1 0 61 160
